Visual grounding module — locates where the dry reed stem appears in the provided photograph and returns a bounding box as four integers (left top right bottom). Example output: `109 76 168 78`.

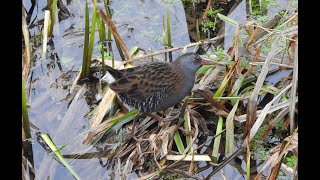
166 155 211 161
246 34 282 136
198 90 230 113
83 111 126 144
182 117 199 155
98 9 132 62
235 99 297 123
89 88 116 127
260 107 289 140
243 83 292 147
198 66 223 90
22 7 31 81
245 13 283 47
289 39 298 133
225 100 239 156
254 129 297 179
249 62 294 68
69 70 81 94
202 0 213 20
43 10 51 54
121 35 225 65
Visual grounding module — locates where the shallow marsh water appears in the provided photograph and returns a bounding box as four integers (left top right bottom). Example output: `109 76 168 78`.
23 0 296 179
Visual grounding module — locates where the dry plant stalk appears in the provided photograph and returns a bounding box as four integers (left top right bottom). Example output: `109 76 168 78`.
245 34 282 137
235 99 296 123
43 10 51 54
202 0 213 20
198 64 223 90
289 38 298 133
83 111 126 144
243 83 292 146
260 107 289 140
198 90 230 113
98 9 132 62
249 62 294 68
123 35 224 64
22 7 31 81
89 88 116 128
255 128 298 180
244 13 283 48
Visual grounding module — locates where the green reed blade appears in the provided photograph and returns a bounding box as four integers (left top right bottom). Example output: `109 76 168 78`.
81 0 90 79
40 134 81 180
49 0 57 36
87 0 97 65
212 116 223 163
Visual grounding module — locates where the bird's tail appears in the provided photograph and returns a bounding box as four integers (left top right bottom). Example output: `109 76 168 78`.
104 65 123 79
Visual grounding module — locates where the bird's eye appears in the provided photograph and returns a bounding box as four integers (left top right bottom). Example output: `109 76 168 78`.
192 59 198 62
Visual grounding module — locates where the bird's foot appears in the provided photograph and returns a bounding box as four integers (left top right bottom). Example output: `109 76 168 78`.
178 127 195 136
125 113 141 141
162 114 179 122
126 131 140 142
144 112 167 126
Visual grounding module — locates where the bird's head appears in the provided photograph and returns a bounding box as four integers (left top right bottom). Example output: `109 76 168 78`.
174 52 220 74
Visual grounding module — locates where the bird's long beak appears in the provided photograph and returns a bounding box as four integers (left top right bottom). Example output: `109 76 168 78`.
201 59 215 65
199 55 225 66
200 59 224 66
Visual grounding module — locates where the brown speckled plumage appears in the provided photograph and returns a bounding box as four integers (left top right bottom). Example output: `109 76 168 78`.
105 52 217 112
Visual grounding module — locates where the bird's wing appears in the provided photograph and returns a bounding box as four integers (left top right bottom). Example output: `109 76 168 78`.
109 63 178 103
105 65 137 79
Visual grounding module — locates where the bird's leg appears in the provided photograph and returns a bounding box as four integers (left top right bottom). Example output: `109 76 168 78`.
144 112 180 127
163 113 180 122
178 127 195 136
144 112 166 126
127 113 141 141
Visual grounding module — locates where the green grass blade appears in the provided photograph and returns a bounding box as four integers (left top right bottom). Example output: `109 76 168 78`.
212 116 223 163
96 15 105 43
173 131 185 154
22 80 31 140
96 14 106 70
217 13 239 27
196 65 215 76
81 1 90 79
225 100 239 156
166 9 171 48
213 73 232 98
103 0 114 67
230 76 244 105
163 23 167 47
49 0 57 36
104 0 112 18
212 96 241 100
183 112 191 152
87 0 97 65
114 39 126 61
104 0 112 41
40 134 81 180
100 20 107 68
105 109 140 134
196 19 200 42
247 149 251 180
129 46 139 56
166 9 173 61
103 0 124 63
107 27 112 42
174 96 186 154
